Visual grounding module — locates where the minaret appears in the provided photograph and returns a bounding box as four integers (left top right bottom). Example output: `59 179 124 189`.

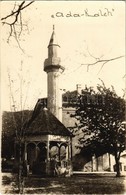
44 25 65 121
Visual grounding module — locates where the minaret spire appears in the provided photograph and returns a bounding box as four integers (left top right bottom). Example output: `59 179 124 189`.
44 26 65 121
48 25 59 48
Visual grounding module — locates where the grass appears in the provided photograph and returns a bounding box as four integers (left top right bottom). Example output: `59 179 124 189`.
1 173 126 194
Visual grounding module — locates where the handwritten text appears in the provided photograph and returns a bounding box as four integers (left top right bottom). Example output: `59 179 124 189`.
51 8 114 18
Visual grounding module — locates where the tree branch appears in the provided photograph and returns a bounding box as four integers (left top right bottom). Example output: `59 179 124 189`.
1 1 35 51
1 1 25 22
1 1 34 22
81 55 124 73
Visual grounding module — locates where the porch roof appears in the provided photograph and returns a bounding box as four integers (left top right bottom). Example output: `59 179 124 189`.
25 108 72 137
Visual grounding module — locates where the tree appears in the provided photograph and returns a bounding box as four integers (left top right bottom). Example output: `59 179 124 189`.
4 63 33 194
72 81 125 177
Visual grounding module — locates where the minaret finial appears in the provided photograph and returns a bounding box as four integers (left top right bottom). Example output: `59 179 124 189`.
53 24 55 31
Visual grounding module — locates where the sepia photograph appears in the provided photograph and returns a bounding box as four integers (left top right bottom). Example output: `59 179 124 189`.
1 1 126 194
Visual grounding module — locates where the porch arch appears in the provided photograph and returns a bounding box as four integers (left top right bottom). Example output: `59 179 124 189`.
37 142 47 162
27 142 36 169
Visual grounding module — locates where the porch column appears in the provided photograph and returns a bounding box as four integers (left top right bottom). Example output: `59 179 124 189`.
66 145 69 161
109 153 112 171
35 144 38 160
70 138 72 161
67 141 73 176
14 139 17 161
46 137 50 175
96 157 98 171
24 142 27 161
59 146 61 161
93 154 97 171
92 156 95 172
68 143 70 161
47 140 50 161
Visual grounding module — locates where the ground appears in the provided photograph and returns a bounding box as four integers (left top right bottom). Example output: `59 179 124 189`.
1 172 126 194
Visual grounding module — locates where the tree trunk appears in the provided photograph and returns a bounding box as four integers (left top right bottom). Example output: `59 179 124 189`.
18 141 24 194
115 157 121 177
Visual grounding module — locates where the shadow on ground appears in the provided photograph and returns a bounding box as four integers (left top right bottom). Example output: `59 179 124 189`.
1 173 126 194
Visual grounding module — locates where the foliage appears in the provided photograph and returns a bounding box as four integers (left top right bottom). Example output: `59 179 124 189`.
72 82 125 176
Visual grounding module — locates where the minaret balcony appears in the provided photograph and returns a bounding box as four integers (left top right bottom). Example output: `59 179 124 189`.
44 57 65 72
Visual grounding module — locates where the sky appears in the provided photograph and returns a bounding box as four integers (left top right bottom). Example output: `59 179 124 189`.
1 1 125 112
